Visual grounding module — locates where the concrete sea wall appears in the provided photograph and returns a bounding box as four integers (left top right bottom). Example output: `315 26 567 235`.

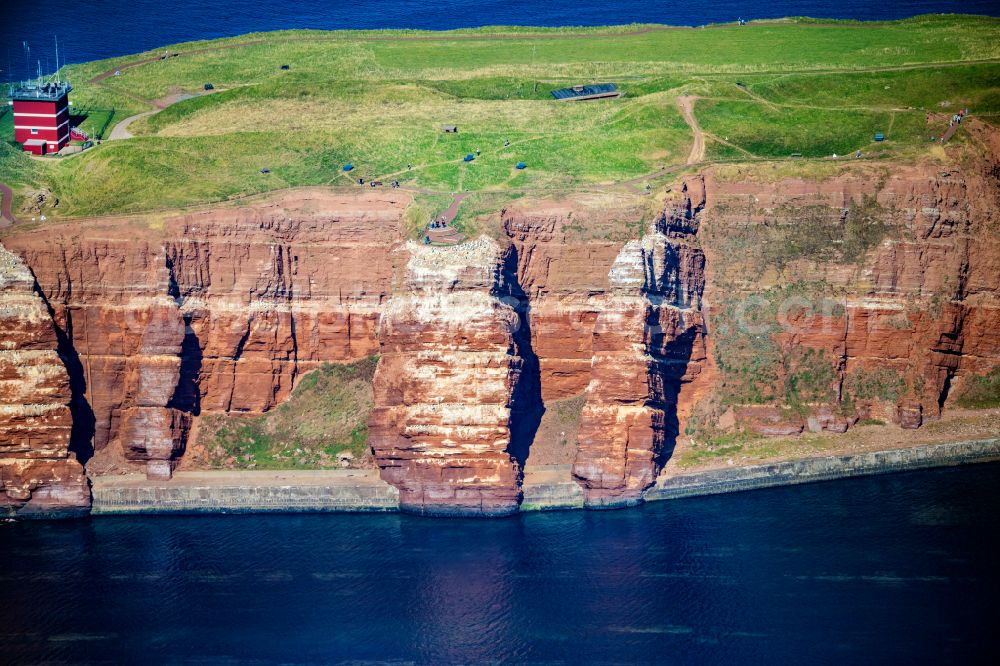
87 439 1000 516
90 470 399 515
644 438 1000 501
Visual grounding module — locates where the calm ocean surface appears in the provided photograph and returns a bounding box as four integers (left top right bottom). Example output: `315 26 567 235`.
3 2 999 662
1 0 999 80
2 464 999 663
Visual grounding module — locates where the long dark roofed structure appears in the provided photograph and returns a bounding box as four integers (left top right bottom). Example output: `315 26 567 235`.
551 83 620 101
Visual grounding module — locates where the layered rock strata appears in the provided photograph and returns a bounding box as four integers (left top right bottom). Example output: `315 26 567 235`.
502 202 623 402
368 238 534 516
572 179 707 506
1 133 998 516
700 154 1000 434
2 190 405 481
0 245 89 515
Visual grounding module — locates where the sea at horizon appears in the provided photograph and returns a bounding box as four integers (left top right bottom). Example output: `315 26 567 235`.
2 0 1000 80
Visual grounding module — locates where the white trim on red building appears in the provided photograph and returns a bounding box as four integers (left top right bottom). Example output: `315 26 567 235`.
13 112 66 118
14 120 70 131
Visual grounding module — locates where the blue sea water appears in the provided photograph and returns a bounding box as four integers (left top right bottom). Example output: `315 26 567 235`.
2 464 999 663
1 0 999 81
2 1 999 661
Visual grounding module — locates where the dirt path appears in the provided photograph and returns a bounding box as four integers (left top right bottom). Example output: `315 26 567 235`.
0 182 17 228
439 192 468 225
734 83 779 110
410 192 468 245
87 42 267 87
677 96 705 165
107 110 156 140
421 193 468 245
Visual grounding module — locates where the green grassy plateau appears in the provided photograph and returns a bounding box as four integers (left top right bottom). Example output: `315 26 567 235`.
2 15 999 218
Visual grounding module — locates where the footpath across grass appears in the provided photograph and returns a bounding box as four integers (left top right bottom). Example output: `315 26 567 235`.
2 15 998 219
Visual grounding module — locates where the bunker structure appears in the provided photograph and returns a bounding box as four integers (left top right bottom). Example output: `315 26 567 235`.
551 83 620 102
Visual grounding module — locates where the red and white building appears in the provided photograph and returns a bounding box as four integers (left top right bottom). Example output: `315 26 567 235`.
10 82 72 155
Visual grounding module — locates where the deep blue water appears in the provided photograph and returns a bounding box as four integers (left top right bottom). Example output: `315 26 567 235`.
2 464 999 663
1 0 999 81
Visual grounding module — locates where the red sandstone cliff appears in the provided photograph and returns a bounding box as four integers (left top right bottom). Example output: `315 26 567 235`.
0 245 89 516
2 190 406 483
698 153 1000 435
368 238 531 515
571 179 707 507
0 130 998 515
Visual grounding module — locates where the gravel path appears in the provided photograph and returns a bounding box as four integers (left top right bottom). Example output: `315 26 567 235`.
107 93 198 140
107 110 156 140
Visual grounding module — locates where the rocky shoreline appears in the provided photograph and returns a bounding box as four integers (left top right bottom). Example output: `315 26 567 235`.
44 437 995 519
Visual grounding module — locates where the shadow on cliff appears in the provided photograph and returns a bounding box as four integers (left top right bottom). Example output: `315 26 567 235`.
499 246 544 479
166 253 202 417
31 279 96 465
647 314 700 474
167 316 203 417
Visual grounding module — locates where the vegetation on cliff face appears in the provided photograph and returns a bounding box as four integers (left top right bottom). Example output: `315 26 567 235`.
711 284 842 408
845 367 907 403
953 368 1000 409
528 393 587 465
195 356 378 470
2 15 999 218
703 193 898 277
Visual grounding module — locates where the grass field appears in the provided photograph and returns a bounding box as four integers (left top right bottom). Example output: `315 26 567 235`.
1 15 998 219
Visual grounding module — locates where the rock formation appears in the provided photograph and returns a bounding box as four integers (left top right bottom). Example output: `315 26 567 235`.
572 178 707 506
2 190 405 482
1 127 998 516
502 201 623 402
699 153 1000 435
0 244 89 516
368 238 534 516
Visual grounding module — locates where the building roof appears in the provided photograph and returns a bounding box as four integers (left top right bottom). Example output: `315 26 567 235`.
551 83 619 101
9 81 72 102
23 139 47 146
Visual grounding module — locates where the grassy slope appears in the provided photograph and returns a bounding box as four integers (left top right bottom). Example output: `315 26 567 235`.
953 368 1000 409
193 357 378 470
2 15 998 218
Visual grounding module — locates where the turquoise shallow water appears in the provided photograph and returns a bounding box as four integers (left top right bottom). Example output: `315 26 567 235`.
2 463 999 663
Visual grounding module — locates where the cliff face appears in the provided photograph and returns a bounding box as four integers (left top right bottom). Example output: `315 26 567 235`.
0 245 89 516
1 132 998 516
698 152 1000 435
570 179 707 506
2 190 405 482
502 202 622 403
368 238 534 515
